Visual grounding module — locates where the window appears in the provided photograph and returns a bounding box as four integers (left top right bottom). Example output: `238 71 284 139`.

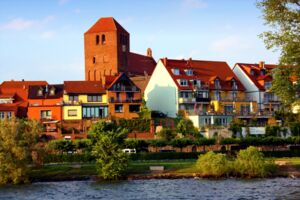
250 69 255 76
101 34 106 44
41 110 52 119
129 105 140 113
37 88 43 96
87 95 102 102
232 91 237 101
231 80 237 90
224 105 233 114
172 68 180 75
93 57 96 64
126 92 134 101
0 112 4 119
241 104 250 115
83 106 107 118
215 79 221 89
264 81 272 90
0 99 13 104
185 69 193 76
115 104 123 113
179 79 188 86
214 91 221 100
49 88 55 96
69 95 79 102
261 69 266 75
68 109 77 117
96 35 100 45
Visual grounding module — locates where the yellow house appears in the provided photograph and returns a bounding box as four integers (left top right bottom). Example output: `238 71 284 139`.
63 81 108 120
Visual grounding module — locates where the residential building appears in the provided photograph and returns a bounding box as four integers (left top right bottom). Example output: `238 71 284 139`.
232 62 280 115
84 17 156 81
106 73 142 119
28 84 64 139
0 80 48 119
145 58 257 127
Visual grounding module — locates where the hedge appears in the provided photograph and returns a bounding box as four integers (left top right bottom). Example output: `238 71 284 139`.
44 153 95 163
118 119 150 132
130 152 202 160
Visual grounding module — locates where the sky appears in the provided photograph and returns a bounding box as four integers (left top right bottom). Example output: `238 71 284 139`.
0 0 280 84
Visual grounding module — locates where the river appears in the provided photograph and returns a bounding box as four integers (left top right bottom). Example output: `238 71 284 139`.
0 178 299 200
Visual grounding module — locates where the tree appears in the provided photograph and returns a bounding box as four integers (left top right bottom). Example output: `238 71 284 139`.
89 121 129 180
229 119 243 138
257 0 300 108
157 128 176 141
0 118 41 185
176 118 199 137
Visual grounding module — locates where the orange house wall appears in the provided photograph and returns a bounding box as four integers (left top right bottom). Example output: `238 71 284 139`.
28 98 63 121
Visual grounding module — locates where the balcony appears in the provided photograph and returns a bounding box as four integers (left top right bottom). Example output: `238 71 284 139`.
109 98 142 103
64 100 82 106
179 97 196 103
263 99 281 104
211 97 254 102
110 85 139 92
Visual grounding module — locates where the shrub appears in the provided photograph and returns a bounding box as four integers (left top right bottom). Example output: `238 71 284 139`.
176 118 198 137
74 139 92 152
124 139 149 152
234 146 276 178
220 138 240 145
49 140 75 153
265 125 281 137
170 138 193 152
118 119 150 133
196 151 232 177
229 119 243 138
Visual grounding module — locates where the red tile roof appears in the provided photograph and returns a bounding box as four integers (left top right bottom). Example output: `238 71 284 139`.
127 52 157 76
105 73 141 91
64 81 106 94
162 58 245 91
85 17 129 34
0 80 48 117
234 63 276 90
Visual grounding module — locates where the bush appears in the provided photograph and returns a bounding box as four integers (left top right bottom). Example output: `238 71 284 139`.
265 125 281 137
220 138 240 145
118 119 150 133
194 138 216 146
234 146 276 178
289 122 300 136
176 118 198 137
196 151 232 177
48 140 75 153
148 139 168 147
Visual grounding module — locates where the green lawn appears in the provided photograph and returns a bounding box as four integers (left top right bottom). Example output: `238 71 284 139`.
29 157 300 181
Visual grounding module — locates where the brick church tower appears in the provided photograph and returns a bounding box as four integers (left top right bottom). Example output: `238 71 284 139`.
84 17 130 81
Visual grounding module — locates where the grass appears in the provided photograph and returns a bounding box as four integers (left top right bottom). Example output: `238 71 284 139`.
29 157 300 181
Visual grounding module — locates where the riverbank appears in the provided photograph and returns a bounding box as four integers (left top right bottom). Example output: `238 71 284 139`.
29 157 300 182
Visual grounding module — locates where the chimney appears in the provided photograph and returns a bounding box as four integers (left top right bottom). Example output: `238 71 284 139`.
147 48 152 57
162 57 168 66
259 61 265 69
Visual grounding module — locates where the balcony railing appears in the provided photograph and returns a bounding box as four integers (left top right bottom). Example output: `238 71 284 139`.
109 98 142 103
211 97 254 102
110 86 139 92
63 100 82 105
263 99 281 104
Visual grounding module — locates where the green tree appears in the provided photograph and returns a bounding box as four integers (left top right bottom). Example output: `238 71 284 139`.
257 0 300 108
234 146 276 177
157 128 176 141
0 118 41 185
90 121 129 180
229 119 243 138
138 99 151 119
196 151 231 177
176 118 198 137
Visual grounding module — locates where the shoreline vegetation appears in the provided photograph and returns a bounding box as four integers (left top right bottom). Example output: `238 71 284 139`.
29 157 300 182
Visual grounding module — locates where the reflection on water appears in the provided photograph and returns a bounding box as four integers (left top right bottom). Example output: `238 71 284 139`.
0 178 300 200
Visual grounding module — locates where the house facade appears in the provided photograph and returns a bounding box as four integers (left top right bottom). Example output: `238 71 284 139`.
232 62 280 115
106 73 142 119
27 84 64 139
0 80 48 119
145 58 257 127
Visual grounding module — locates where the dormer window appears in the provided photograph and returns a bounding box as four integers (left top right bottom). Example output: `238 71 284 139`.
172 68 180 75
260 69 266 76
49 87 56 96
192 80 201 88
215 79 221 89
250 69 255 76
185 69 193 76
179 79 188 86
37 88 43 96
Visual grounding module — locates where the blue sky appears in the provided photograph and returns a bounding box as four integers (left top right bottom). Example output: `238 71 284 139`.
0 0 279 83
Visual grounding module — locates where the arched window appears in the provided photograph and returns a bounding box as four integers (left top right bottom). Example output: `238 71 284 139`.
96 35 100 45
93 56 96 64
101 34 106 44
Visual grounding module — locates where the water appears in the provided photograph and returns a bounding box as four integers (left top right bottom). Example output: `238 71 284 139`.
0 178 300 200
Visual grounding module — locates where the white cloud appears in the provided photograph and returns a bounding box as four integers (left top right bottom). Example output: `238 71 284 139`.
0 18 36 30
210 35 253 53
40 31 56 39
181 0 207 10
0 15 55 31
58 0 71 5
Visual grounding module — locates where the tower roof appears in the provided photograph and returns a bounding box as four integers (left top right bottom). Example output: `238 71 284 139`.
85 17 129 34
